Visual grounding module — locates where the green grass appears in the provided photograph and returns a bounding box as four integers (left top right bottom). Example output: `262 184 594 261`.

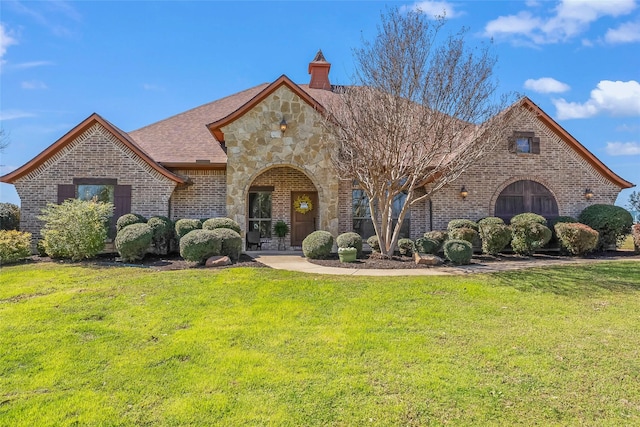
1 261 639 426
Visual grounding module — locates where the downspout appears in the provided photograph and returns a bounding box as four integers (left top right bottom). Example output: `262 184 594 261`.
429 199 433 231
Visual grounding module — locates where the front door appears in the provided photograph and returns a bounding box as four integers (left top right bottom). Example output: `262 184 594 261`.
291 192 318 246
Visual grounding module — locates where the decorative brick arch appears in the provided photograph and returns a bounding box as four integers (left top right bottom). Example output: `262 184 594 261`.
244 163 323 206
489 176 559 218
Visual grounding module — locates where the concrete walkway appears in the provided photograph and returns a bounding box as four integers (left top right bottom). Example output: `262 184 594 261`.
245 251 640 276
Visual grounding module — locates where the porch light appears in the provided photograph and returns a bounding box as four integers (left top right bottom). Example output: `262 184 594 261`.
584 188 594 200
460 186 468 200
280 118 287 133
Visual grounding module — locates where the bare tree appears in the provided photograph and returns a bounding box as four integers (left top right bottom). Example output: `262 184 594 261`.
324 8 524 256
0 128 8 153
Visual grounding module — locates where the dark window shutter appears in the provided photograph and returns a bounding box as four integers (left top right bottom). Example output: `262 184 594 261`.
57 185 75 204
112 185 132 237
531 137 541 154
508 136 516 153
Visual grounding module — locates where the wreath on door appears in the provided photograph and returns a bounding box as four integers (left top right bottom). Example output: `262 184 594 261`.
294 194 313 214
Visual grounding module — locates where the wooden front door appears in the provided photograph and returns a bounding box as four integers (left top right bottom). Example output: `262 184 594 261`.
291 192 318 246
495 180 558 222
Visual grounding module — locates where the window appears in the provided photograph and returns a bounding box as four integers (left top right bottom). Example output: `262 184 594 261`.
352 187 410 238
516 137 531 153
77 184 114 203
248 191 272 237
509 131 540 154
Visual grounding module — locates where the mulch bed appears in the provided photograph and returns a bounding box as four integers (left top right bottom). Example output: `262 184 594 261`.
306 250 639 269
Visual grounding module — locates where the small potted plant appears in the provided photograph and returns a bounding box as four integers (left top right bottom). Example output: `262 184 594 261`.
338 247 358 263
273 220 289 251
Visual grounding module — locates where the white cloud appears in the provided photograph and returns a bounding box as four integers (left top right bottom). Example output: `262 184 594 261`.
605 141 640 155
605 21 640 43
0 23 18 60
21 80 48 90
553 80 640 119
11 61 54 70
0 110 37 121
524 77 570 93
484 0 638 45
401 1 461 18
142 83 164 91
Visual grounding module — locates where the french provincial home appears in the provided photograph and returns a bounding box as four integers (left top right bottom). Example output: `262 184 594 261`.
1 51 633 250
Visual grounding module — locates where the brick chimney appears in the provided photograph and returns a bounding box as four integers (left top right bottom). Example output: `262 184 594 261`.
308 50 331 90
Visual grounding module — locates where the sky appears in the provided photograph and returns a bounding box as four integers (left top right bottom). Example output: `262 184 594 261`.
1 0 639 209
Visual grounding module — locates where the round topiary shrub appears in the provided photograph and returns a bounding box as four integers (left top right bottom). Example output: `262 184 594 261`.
302 231 334 259
448 227 479 245
510 222 552 256
447 219 479 232
0 202 20 231
415 237 440 254
479 223 512 255
209 228 242 262
179 229 222 263
367 235 380 253
578 204 633 251
115 222 153 262
116 213 146 233
510 212 547 226
548 216 578 247
202 217 241 234
175 219 203 239
147 216 173 255
554 222 599 256
423 231 448 252
443 239 473 265
336 232 363 257
397 238 414 256
478 217 504 227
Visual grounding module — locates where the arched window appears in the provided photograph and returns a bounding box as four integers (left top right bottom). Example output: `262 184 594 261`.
495 180 558 222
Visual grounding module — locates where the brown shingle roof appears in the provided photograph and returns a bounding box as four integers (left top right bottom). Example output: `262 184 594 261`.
128 83 270 165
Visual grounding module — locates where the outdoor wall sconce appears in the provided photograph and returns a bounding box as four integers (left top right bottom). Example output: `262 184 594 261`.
280 118 288 133
460 186 469 200
584 188 594 200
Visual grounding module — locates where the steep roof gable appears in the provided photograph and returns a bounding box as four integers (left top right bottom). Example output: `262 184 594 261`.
521 97 633 189
0 113 186 184
207 75 328 142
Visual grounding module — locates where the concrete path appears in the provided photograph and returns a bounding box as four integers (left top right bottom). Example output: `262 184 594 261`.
245 251 640 276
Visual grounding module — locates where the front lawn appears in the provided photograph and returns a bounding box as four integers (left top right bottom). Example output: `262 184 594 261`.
1 261 639 425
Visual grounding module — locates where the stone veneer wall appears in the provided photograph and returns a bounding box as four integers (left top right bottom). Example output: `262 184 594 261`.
223 85 340 243
250 166 317 250
429 109 622 230
13 123 176 243
170 169 226 220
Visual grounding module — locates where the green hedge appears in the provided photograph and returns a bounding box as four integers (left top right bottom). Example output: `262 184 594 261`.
578 204 633 250
397 238 414 256
554 222 599 256
179 229 222 263
115 223 153 262
511 222 552 256
202 217 241 234
0 230 32 264
116 213 146 233
175 219 203 239
0 203 20 231
447 219 479 232
210 228 242 262
448 227 478 245
302 231 334 259
147 216 173 255
336 232 363 257
367 235 380 253
415 237 440 254
479 223 512 255
443 239 473 265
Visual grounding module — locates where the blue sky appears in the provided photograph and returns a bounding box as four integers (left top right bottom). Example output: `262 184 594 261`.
1 0 639 208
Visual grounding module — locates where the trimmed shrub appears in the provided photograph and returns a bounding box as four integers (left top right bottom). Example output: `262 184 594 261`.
554 222 599 256
336 232 363 257
367 235 380 253
338 247 357 263
447 219 479 232
147 216 173 255
578 204 633 250
424 230 448 244
38 199 114 261
479 223 512 255
448 227 479 245
397 238 414 256
116 213 146 233
548 216 578 247
0 203 20 231
443 239 473 265
175 219 202 239
0 230 32 264
115 223 153 262
179 229 222 263
477 217 504 227
202 217 241 234
415 237 440 254
510 212 547 226
210 228 242 262
302 231 334 259
632 224 640 254
510 222 552 256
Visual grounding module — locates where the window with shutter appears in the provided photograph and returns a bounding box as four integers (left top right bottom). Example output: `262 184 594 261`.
510 131 540 155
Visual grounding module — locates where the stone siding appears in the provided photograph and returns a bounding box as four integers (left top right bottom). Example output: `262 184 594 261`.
14 123 176 243
429 109 622 230
170 169 226 219
223 85 340 242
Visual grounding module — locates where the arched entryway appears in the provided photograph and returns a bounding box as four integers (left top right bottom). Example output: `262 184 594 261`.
247 166 319 250
495 180 558 222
